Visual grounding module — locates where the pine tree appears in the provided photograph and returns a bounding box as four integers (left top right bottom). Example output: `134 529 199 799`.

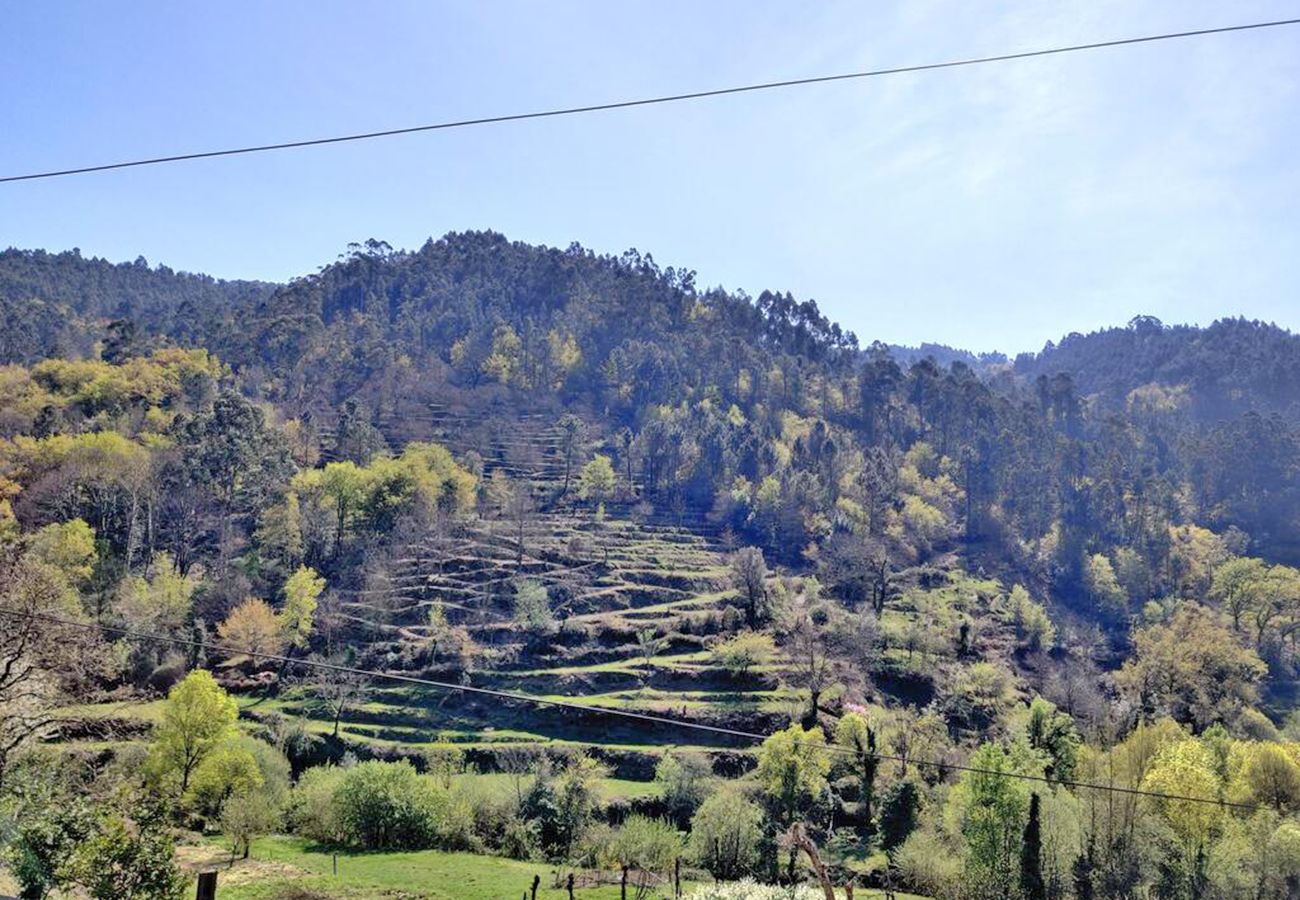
1019 792 1046 900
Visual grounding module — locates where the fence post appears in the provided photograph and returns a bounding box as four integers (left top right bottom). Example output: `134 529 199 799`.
530 873 540 900
674 857 681 898
566 872 575 900
621 864 628 900
195 871 217 900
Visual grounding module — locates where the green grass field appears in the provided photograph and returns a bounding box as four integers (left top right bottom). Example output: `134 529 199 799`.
181 836 688 900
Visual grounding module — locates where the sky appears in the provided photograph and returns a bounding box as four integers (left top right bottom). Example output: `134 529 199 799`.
2 1 1298 355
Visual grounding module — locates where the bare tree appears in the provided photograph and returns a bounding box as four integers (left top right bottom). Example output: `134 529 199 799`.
300 651 372 738
0 559 103 788
729 547 769 628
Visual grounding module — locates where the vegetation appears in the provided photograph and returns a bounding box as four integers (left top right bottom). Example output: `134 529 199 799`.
4 235 1300 896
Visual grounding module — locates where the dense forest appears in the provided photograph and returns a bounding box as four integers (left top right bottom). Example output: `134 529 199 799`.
3 233 1300 899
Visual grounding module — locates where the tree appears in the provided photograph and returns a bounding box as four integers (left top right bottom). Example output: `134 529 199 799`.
688 785 763 880
1025 697 1080 781
729 547 769 628
557 413 587 497
755 724 830 826
1141 738 1223 882
3 780 95 900
834 711 880 832
217 598 286 662
636 628 665 680
554 753 609 859
280 565 324 649
1210 556 1270 631
304 649 371 737
1231 742 1300 812
1009 585 1055 652
654 750 714 824
1020 793 1046 900
147 669 238 795
947 743 1032 899
1117 604 1266 729
184 740 263 820
220 791 279 860
1083 553 1127 619
607 816 682 900
512 578 555 635
334 760 446 850
709 632 776 678
577 454 616 505
64 815 186 900
0 554 104 788
878 779 921 853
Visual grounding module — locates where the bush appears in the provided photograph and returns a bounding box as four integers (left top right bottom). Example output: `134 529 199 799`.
688 786 763 880
287 765 345 844
64 815 186 900
894 829 962 897
333 760 448 850
654 750 714 823
709 632 776 678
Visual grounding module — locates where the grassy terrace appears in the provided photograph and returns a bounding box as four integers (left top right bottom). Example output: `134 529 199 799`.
175 836 694 900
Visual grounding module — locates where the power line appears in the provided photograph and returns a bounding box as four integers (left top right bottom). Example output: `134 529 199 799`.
0 605 1261 811
4 17 1299 185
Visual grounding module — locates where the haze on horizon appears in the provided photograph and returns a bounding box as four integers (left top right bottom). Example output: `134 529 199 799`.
2 0 1297 355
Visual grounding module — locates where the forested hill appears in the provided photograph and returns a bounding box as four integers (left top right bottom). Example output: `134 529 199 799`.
0 247 275 363
8 231 1300 898
2 231 1299 574
1014 315 1300 421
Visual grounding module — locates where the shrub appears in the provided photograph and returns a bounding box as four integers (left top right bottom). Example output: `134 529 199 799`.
894 828 962 897
287 765 345 844
333 760 448 850
709 632 776 678
687 785 763 880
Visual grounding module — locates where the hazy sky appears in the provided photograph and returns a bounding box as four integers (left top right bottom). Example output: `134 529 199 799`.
2 1 1297 354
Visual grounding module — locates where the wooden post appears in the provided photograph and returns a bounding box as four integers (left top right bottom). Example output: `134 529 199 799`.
195 871 217 900
674 857 681 898
566 872 575 900
621 864 629 900
332 853 338 876
530 874 540 900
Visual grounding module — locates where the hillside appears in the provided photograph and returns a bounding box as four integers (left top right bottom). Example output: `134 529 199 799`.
4 234 1300 899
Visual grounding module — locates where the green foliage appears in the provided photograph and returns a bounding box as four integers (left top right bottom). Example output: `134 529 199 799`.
755 724 830 826
280 565 324 648
709 631 776 678
879 779 921 853
607 815 682 895
688 785 764 880
1025 697 1080 781
577 454 616 503
3 795 95 899
63 814 186 900
287 765 346 844
945 743 1034 898
511 578 555 635
1118 604 1267 729
1009 584 1055 652
333 760 448 851
147 669 238 795
220 790 280 859
654 750 714 823
185 740 263 820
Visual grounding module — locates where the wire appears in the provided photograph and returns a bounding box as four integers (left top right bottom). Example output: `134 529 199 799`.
0 605 1262 811
3 17 1298 184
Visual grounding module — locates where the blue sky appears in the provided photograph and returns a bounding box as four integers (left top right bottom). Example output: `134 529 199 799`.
2 1 1297 354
